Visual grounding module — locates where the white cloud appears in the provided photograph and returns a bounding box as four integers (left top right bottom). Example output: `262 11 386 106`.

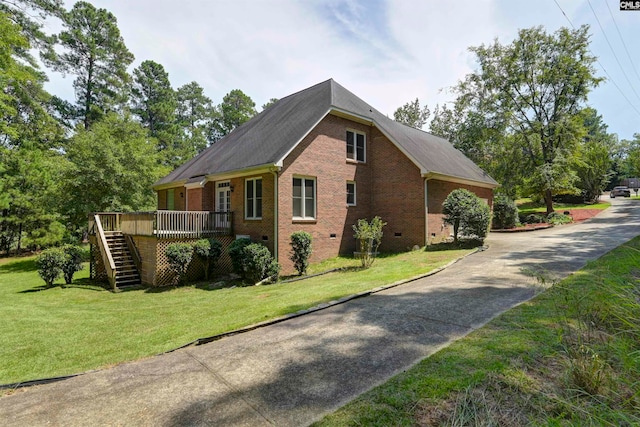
43 0 640 139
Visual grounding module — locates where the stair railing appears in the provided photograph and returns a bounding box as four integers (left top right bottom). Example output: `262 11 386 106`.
94 214 117 291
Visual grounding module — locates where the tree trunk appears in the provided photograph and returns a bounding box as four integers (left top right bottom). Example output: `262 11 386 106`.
16 222 22 255
544 189 554 215
453 220 459 243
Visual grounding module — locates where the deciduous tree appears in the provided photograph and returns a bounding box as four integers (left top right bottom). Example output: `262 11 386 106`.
446 25 602 213
393 98 430 129
61 113 164 231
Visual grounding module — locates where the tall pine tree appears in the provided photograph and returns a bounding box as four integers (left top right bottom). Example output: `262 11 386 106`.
46 1 134 129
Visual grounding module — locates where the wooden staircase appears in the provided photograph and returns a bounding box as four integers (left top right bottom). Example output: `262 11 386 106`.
104 231 141 288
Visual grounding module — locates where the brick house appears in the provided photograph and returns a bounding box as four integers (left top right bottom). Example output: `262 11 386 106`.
153 79 498 274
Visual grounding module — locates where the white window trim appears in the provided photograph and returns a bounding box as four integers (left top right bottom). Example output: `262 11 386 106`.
293 176 316 220
245 177 262 220
346 181 356 206
346 129 366 162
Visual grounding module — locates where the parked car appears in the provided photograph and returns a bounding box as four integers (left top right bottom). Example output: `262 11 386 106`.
610 186 631 198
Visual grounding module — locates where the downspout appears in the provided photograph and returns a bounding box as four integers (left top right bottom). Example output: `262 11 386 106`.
424 178 429 247
271 169 279 261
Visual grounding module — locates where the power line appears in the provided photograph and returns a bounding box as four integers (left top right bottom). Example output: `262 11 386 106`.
602 0 640 82
552 0 640 119
587 0 640 104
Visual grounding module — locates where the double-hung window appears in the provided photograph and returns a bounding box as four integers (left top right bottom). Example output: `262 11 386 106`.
346 130 365 162
346 181 356 206
293 177 316 219
245 177 262 219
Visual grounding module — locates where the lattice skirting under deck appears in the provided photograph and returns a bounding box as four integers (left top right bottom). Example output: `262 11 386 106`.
90 235 235 287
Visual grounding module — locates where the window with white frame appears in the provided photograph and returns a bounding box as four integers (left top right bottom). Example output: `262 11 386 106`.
293 177 316 219
245 177 262 219
346 130 365 162
346 181 356 206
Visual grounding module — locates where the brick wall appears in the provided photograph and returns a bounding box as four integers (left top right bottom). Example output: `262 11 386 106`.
228 173 275 254
426 179 494 243
156 186 186 210
370 127 425 252
278 114 373 273
187 188 203 211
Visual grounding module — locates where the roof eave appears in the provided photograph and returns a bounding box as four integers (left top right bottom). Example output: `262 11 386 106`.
423 172 500 189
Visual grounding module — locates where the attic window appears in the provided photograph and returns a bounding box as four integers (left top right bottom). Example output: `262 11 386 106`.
346 130 365 162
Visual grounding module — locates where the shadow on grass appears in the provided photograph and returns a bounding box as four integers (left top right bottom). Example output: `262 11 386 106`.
0 258 38 274
18 278 107 293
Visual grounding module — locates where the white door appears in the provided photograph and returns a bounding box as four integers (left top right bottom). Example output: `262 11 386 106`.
216 182 231 229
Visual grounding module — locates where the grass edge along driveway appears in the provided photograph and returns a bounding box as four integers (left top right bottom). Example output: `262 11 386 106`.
0 248 471 385
316 236 640 426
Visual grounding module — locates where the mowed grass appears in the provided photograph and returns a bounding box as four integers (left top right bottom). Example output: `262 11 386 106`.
316 237 640 426
516 198 610 215
0 248 471 385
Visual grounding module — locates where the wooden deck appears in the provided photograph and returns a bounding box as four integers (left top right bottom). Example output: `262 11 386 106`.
89 210 233 239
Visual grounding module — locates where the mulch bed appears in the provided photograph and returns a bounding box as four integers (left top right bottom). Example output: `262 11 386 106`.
493 208 603 233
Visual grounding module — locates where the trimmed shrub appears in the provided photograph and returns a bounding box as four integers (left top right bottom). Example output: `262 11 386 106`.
443 189 491 243
228 238 252 278
353 216 387 268
243 243 280 284
165 243 194 285
36 248 66 287
522 213 545 224
193 238 223 280
492 195 519 229
61 244 84 285
289 231 313 275
547 212 572 225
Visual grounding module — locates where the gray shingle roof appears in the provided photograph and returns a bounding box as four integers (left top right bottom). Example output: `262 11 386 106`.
154 79 498 188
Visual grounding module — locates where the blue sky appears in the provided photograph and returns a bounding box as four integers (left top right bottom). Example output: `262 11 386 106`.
44 0 640 140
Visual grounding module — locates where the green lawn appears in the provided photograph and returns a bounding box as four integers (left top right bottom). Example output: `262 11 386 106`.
316 237 640 426
516 198 610 215
0 248 471 385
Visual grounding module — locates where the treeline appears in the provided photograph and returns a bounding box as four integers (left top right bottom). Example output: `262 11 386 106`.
0 0 269 254
393 25 640 213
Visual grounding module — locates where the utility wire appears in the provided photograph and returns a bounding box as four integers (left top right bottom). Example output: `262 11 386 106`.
602 0 640 82
587 0 640 104
552 0 640 118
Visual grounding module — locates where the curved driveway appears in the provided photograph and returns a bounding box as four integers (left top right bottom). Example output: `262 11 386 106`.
2 197 639 426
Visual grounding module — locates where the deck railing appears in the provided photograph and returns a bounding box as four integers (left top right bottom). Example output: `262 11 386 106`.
89 211 233 239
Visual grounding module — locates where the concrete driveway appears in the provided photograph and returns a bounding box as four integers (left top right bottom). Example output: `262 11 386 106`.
1 196 639 426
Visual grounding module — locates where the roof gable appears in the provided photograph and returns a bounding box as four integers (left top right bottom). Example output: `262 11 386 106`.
155 79 498 188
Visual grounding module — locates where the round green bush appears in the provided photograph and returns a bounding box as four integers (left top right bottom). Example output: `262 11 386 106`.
289 231 312 275
193 238 223 280
165 243 194 284
61 244 85 285
443 189 491 242
228 238 252 278
492 195 519 229
243 243 280 284
547 212 572 225
36 248 66 287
